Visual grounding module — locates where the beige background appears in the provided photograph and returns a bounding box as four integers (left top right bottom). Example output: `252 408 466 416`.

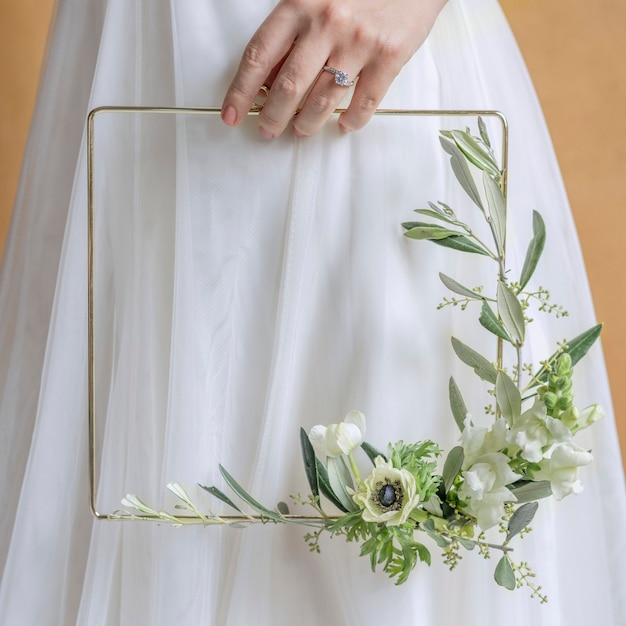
1 0 625 469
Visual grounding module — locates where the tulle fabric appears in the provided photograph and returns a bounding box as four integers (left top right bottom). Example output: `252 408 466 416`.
1 0 625 624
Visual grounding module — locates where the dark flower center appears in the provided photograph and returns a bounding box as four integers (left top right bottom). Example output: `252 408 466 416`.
372 477 404 512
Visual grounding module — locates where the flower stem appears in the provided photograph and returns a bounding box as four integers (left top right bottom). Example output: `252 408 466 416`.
348 453 362 483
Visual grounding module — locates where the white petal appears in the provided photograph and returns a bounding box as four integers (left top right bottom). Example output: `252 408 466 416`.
335 422 364 455
324 424 343 457
308 425 329 459
344 410 366 439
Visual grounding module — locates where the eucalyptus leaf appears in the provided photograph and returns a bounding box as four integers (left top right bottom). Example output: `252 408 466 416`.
315 458 349 512
198 484 243 513
483 172 507 253
479 301 512 342
439 272 484 300
327 457 359 513
495 371 522 425
449 376 468 431
497 282 525 344
300 427 319 498
519 211 546 290
509 480 552 503
218 465 282 521
277 501 290 516
506 502 539 543
442 446 465 493
494 556 516 590
439 136 484 210
422 519 449 548
451 336 498 384
361 441 388 464
451 129 500 178
458 537 476 551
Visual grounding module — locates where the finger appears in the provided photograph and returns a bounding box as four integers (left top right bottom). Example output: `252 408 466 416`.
337 64 398 133
292 62 361 137
222 9 298 126
257 41 332 138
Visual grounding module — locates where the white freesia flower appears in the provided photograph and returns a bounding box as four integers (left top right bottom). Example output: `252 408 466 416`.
461 417 508 469
458 452 521 530
560 404 605 433
352 457 421 526
535 441 593 500
506 399 571 463
309 410 366 459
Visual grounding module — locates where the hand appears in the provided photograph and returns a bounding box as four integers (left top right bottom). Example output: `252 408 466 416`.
221 0 447 138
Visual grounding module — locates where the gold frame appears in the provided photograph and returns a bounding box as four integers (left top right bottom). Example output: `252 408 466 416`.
87 106 508 522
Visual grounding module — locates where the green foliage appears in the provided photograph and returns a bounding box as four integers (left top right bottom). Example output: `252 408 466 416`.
388 440 441 502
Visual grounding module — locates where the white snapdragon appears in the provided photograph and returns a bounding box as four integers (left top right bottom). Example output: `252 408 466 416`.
506 399 571 463
560 404 605 433
309 410 366 459
535 441 593 500
461 417 507 469
458 452 521 530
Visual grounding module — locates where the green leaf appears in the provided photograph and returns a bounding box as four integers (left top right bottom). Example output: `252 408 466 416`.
451 336 498 384
506 502 539 543
519 211 546 290
277 501 290 515
414 542 432 566
531 324 603 386
478 116 491 148
451 130 500 178
497 282 525 344
413 208 456 225
316 458 349 512
218 465 282 521
458 537 476 551
430 235 491 256
495 371 522 425
361 441 387 464
422 519 450 548
483 172 506 253
449 376 468 431
300 427 319 498
509 480 552 503
198 484 243 513
494 556 516 590
439 136 484 210
439 272 484 300
402 222 490 256
327 457 358 513
442 446 465 493
404 225 464 240
479 301 512 342
563 323 603 367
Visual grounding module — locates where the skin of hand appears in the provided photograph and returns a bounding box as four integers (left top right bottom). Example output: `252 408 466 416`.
221 0 448 138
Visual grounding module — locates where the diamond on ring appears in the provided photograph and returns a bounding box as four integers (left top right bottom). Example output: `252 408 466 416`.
323 66 355 87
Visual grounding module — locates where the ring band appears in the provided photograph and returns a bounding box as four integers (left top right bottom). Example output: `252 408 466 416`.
323 66 355 87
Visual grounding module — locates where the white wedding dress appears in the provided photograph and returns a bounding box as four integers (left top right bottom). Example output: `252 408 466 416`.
1 0 625 624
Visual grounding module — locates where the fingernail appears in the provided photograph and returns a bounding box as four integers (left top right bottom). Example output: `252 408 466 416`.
338 123 352 134
222 105 237 126
259 126 274 140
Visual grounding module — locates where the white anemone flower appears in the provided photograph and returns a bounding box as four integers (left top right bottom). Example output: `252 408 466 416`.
309 410 366 459
352 457 420 526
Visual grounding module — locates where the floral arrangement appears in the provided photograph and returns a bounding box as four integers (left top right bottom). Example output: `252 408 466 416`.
118 119 603 600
